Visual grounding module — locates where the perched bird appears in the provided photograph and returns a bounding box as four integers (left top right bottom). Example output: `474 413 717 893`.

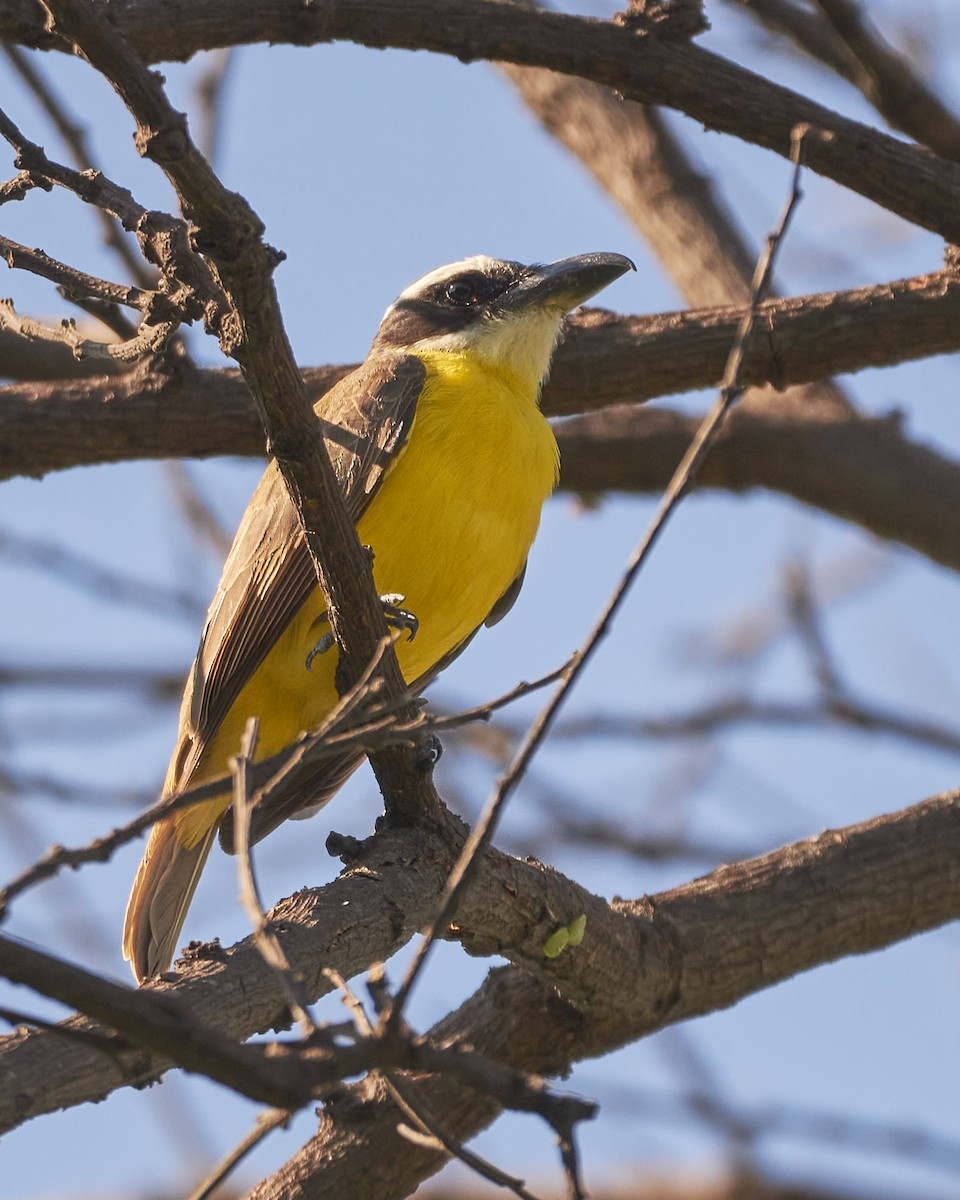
123 251 634 982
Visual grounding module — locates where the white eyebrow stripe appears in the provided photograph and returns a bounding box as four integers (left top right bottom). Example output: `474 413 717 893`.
393 256 507 304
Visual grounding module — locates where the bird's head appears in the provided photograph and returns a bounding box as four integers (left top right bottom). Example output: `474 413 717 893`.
371 252 635 391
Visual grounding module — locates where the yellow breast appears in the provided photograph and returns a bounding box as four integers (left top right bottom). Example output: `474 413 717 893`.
190 348 558 817
359 349 559 679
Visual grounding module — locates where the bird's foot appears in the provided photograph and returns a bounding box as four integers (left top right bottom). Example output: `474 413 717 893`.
378 593 419 643
305 594 419 671
415 733 443 772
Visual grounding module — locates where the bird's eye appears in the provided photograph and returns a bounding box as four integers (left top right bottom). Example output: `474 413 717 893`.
444 278 480 306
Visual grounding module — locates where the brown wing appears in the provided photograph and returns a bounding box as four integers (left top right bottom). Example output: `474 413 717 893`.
170 352 426 792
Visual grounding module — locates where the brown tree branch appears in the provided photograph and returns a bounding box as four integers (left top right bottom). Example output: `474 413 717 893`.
554 404 960 576
0 237 167 317
744 0 960 163
501 62 852 418
6 0 960 240
0 325 132 379
4 273 960 570
0 297 178 362
1 791 957 1141
251 790 960 1199
5 265 958 476
42 0 441 829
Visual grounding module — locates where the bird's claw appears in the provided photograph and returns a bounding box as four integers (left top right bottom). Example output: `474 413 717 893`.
304 593 419 671
415 733 443 772
378 593 419 643
305 631 335 671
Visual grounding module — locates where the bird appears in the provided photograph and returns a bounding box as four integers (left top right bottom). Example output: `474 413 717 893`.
123 251 634 982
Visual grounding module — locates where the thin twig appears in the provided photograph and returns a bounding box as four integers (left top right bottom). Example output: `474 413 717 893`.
0 645 562 917
184 1108 292 1200
0 236 167 317
231 718 317 1037
0 298 177 362
55 288 138 341
388 1073 548 1200
164 461 233 558
384 130 810 1029
0 170 48 205
1 41 152 284
321 969 562 1200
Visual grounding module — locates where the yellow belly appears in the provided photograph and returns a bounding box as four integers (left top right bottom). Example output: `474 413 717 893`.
179 351 558 841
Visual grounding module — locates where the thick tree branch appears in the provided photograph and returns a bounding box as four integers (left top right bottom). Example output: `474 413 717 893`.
501 63 852 418
741 0 960 163
5 275 960 570
5 267 958 478
6 0 960 241
247 788 960 1198
2 791 957 1144
554 404 960 575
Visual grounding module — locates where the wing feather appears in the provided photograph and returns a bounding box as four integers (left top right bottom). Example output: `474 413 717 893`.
169 352 426 791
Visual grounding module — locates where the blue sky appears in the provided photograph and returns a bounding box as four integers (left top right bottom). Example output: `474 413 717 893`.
3 3 960 1197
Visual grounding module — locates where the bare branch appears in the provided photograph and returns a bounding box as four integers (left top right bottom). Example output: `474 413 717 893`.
241 781 960 1198
0 324 131 379
0 236 168 317
1 791 958 1142
7 1 960 239
41 0 439 832
185 1108 291 1200
1 42 152 283
0 298 177 362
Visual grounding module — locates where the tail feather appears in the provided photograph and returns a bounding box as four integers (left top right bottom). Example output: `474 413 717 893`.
123 820 217 983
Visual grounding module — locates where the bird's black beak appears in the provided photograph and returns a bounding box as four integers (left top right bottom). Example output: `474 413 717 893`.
501 252 636 315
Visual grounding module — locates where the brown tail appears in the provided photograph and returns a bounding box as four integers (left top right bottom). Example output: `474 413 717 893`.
122 819 216 983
